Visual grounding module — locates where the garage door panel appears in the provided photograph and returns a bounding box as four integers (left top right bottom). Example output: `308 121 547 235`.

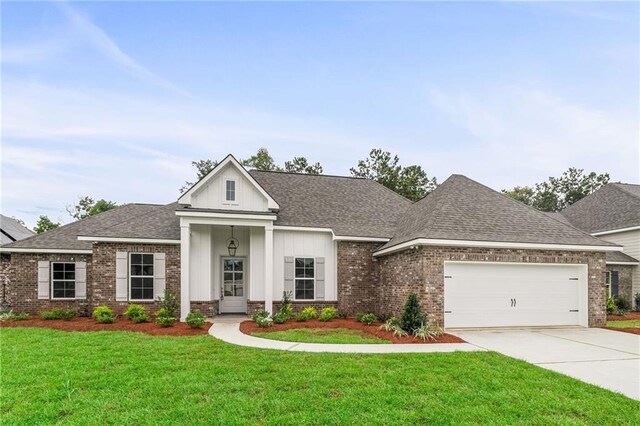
444 262 585 328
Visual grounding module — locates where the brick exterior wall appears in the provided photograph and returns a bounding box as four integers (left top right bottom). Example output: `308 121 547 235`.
190 301 219 318
336 241 382 315
0 252 93 315
378 247 607 327
606 265 634 305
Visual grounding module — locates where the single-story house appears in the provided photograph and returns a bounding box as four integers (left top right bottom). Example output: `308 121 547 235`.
0 155 623 328
558 183 640 308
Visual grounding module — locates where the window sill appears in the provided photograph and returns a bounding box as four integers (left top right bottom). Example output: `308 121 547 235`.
50 298 78 301
128 300 156 303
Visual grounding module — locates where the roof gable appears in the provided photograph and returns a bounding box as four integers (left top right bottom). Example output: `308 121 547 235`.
178 155 279 211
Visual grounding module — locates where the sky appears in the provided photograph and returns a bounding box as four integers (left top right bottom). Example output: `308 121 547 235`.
2 1 639 228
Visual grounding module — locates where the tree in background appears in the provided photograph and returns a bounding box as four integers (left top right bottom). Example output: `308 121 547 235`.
180 159 218 193
33 216 60 234
502 168 610 212
284 157 323 174
241 148 281 172
66 196 118 220
350 149 438 201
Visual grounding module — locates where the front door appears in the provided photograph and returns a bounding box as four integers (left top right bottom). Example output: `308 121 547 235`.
220 257 247 313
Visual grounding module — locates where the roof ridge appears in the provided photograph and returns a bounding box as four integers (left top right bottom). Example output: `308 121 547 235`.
611 182 640 200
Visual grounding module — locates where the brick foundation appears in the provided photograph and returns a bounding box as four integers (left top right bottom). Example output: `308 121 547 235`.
190 301 219 317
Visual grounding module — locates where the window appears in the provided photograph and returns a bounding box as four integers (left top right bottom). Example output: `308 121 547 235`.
225 180 236 201
52 262 75 299
605 271 611 297
130 253 154 300
294 258 314 300
223 258 244 297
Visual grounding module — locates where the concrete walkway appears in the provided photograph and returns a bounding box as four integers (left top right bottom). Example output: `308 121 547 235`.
451 328 640 400
209 318 483 354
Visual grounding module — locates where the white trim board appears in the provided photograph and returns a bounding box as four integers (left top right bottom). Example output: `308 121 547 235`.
0 248 93 254
591 226 640 236
606 261 640 266
77 236 181 245
176 211 276 221
373 238 623 257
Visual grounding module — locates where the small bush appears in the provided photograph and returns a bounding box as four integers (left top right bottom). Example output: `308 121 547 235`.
318 307 337 322
156 315 176 328
392 325 408 337
296 307 318 322
125 304 149 323
635 293 640 312
380 317 401 332
355 313 365 322
616 296 631 311
186 312 206 329
11 312 29 321
272 311 289 324
402 293 426 332
92 306 116 324
360 313 377 325
255 316 273 328
0 311 29 321
413 322 444 341
606 297 617 314
279 291 294 320
155 307 170 318
41 308 76 320
252 309 270 322
156 289 179 318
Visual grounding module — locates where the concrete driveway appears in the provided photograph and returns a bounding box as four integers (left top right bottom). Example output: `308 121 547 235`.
451 328 640 400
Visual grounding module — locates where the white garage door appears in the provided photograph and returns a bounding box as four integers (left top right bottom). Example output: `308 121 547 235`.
444 262 586 328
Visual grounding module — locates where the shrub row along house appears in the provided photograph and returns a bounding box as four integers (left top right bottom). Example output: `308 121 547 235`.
1 155 635 328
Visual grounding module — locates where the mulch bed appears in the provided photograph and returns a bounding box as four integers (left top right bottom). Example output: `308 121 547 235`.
604 327 640 336
0 317 209 336
607 312 640 321
239 318 465 344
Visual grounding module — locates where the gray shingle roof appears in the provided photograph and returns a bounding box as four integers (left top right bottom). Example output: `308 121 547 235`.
379 174 617 252
1 215 34 244
560 183 640 234
1 204 162 250
249 170 413 238
606 251 639 264
81 203 181 240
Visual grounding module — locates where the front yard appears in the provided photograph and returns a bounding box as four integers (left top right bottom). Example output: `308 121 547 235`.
606 312 640 335
1 328 638 424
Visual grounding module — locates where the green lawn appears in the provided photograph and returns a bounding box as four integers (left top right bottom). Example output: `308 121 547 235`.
1 328 638 425
253 327 390 344
607 319 640 328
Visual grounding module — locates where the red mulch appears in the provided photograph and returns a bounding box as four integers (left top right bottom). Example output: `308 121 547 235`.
607 311 640 321
604 327 640 335
239 318 465 344
0 317 209 336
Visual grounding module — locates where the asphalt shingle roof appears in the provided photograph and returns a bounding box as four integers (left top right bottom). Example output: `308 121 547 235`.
560 183 640 234
1 215 35 244
606 251 639 264
379 174 617 251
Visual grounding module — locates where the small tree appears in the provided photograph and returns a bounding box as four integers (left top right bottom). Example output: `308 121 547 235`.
156 289 179 318
401 293 426 332
33 215 60 234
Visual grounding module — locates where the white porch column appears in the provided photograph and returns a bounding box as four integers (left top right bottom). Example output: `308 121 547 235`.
180 222 191 321
264 225 274 315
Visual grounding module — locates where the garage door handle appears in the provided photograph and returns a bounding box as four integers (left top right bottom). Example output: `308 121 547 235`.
514 298 516 307
569 309 579 312
510 298 515 307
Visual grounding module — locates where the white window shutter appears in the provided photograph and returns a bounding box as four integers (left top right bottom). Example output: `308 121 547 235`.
38 261 50 299
75 261 87 299
116 252 128 301
284 257 294 295
154 253 166 300
315 257 325 300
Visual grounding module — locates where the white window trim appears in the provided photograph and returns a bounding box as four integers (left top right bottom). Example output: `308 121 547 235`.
293 256 316 301
50 262 76 300
225 179 237 202
605 271 612 298
129 252 155 302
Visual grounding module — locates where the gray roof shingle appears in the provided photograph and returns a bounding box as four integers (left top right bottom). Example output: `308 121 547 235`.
606 251 639 264
560 183 640 234
1 215 35 244
379 174 617 251
81 203 181 240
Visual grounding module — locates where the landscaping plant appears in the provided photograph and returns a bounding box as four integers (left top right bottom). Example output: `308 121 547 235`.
380 317 401 332
296 307 318 322
413 322 444 341
279 291 294 320
318 307 337 322
272 311 289 324
156 289 179 318
92 306 116 324
255 316 273 328
355 312 365 322
635 293 640 311
156 315 176 328
124 304 149 323
359 313 377 325
606 297 617 314
616 296 631 312
401 293 426 332
186 312 206 329
252 309 270 322
40 308 77 321
0 311 29 321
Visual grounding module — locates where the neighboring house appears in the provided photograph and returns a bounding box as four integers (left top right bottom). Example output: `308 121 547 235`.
0 155 621 328
560 183 640 308
0 214 34 245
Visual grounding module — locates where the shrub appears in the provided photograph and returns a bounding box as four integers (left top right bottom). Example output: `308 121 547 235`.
255 316 273 328
402 293 426 332
319 307 337 322
279 291 294 320
92 306 116 324
41 308 76 320
635 293 640 312
606 297 617 314
272 311 289 324
125 304 149 323
413 322 444 341
360 313 377 325
392 325 408 337
0 311 29 321
186 312 206 329
156 289 179 318
380 317 401 332
355 313 365 322
616 296 631 311
252 309 270 322
296 307 318 322
156 315 176 328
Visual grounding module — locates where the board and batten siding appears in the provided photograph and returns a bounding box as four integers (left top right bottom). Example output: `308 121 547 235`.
273 229 337 301
600 229 640 300
190 163 269 211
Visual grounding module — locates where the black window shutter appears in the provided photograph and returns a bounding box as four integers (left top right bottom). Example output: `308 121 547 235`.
611 271 619 297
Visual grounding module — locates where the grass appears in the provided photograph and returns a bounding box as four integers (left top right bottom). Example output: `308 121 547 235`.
252 327 390 344
606 319 640 329
1 328 639 425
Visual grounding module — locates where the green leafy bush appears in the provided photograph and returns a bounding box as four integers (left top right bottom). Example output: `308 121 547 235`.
92 306 116 324
255 316 273 328
156 315 176 328
401 293 426 332
296 307 318 322
355 313 365 322
380 317 401 332
279 291 294 319
41 308 77 320
272 311 289 324
606 297 617 314
318 307 337 322
413 322 444 341
0 311 29 321
616 296 631 311
11 312 29 321
252 309 270 322
392 325 408 337
359 313 377 325
156 289 179 318
186 312 206 329
124 304 149 323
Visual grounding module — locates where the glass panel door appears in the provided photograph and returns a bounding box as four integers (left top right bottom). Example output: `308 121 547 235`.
223 258 244 297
